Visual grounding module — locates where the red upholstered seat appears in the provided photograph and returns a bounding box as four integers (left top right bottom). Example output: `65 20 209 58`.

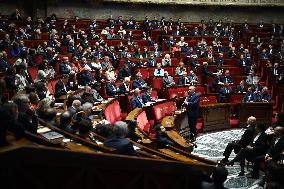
28 67 38 81
151 90 158 100
171 58 179 67
167 87 188 99
163 67 174 76
151 77 163 90
47 79 58 95
104 100 126 124
230 118 239 128
230 94 245 104
196 86 205 94
200 95 217 106
152 101 177 123
136 111 150 133
137 68 148 80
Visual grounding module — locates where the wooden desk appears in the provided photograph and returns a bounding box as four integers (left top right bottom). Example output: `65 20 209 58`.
201 103 231 132
239 102 273 127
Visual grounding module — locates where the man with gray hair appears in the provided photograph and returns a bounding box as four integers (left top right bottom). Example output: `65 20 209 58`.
13 94 38 133
67 99 81 117
104 121 138 156
220 116 257 164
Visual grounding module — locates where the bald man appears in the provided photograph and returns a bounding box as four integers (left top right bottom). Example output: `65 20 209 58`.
183 86 200 141
221 116 257 164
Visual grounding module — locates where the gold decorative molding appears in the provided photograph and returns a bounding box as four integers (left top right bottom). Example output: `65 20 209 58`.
103 0 284 6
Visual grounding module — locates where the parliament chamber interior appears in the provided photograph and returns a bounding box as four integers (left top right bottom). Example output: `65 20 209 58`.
0 0 284 188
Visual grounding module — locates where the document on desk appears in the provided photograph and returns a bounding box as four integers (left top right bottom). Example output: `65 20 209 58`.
37 127 51 134
42 131 64 140
133 145 141 151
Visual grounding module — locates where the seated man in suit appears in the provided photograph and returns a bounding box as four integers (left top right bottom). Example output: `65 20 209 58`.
260 86 272 102
228 123 268 176
106 78 119 97
188 70 199 86
132 72 147 90
238 54 249 67
163 71 175 87
59 56 72 75
54 74 72 101
146 53 156 67
246 70 258 86
220 116 256 164
104 121 138 156
67 99 81 117
210 70 223 92
236 80 247 93
118 63 131 80
243 87 256 102
178 71 191 86
131 88 145 109
13 94 38 134
219 83 233 103
222 70 234 85
251 126 284 179
142 87 155 104
119 77 132 95
58 111 76 134
216 53 226 67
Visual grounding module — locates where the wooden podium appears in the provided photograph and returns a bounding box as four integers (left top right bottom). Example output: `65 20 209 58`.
202 103 231 132
239 102 273 127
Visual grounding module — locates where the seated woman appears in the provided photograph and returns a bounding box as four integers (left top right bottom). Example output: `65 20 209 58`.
153 63 165 77
161 53 171 67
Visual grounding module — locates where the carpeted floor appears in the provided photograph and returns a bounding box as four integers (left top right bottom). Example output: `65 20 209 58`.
192 129 264 189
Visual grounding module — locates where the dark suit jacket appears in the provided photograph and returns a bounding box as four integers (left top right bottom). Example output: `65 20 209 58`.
178 75 191 85
118 68 131 79
250 132 268 155
267 136 284 160
131 95 144 109
243 92 256 102
260 93 272 102
67 106 77 117
55 80 69 99
119 83 131 95
222 75 233 84
186 92 200 117
142 93 153 103
236 85 247 93
238 59 249 67
18 112 38 134
104 137 138 156
59 63 71 75
238 125 255 147
106 82 118 96
219 88 232 102
132 79 146 90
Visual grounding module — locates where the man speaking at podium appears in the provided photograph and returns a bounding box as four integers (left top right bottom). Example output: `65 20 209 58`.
184 86 200 141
